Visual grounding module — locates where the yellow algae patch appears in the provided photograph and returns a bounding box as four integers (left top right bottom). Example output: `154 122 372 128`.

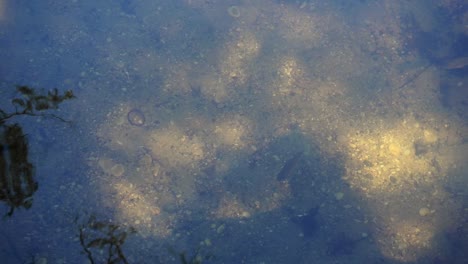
279 57 300 79
146 124 205 169
387 142 402 156
161 63 192 94
112 180 165 235
276 56 304 94
277 8 325 47
423 129 438 144
343 118 445 194
220 31 260 86
199 74 228 103
213 115 252 150
198 31 260 103
214 194 252 219
377 220 436 262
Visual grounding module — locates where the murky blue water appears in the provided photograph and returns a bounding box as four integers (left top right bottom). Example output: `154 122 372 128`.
1 0 467 263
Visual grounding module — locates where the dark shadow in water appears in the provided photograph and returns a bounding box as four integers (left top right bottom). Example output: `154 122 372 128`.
326 232 367 256
290 206 320 238
0 85 74 217
173 132 388 263
0 85 75 264
0 123 37 217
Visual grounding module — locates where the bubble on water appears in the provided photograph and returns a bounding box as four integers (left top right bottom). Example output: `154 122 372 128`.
127 108 145 126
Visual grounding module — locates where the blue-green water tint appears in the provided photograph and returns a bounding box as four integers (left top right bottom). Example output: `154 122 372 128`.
1 0 467 263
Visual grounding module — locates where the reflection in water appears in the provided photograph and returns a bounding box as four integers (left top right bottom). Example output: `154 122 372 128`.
0 123 36 217
1 1 467 263
0 85 74 217
76 214 136 264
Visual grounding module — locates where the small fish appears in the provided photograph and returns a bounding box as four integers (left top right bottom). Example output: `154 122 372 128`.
276 151 303 181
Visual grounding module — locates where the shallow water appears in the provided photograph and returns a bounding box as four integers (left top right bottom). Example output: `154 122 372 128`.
0 1 467 263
